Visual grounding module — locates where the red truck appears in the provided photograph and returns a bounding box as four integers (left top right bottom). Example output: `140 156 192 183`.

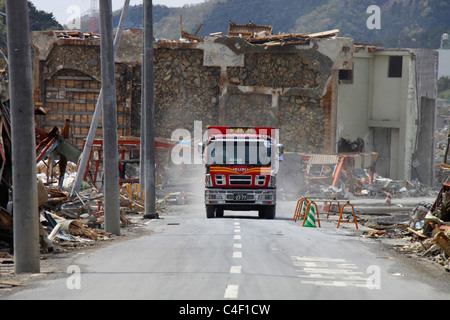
201 126 283 219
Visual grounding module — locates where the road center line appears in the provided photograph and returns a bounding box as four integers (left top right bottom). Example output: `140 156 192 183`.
224 285 239 299
230 266 242 274
233 251 242 258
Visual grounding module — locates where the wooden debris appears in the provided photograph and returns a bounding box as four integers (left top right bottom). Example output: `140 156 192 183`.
0 280 24 288
365 230 386 238
247 29 339 46
407 227 428 241
434 231 450 256
0 209 12 228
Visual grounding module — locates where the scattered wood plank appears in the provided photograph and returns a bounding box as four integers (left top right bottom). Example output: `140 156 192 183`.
0 280 24 287
434 231 450 256
407 227 429 241
308 29 340 38
0 209 12 228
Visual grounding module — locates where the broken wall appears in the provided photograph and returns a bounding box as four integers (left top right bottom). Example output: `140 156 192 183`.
31 31 352 153
338 46 438 185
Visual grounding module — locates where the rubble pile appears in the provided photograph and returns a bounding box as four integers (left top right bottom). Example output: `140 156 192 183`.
300 151 436 200
0 159 202 258
0 177 183 256
361 186 450 272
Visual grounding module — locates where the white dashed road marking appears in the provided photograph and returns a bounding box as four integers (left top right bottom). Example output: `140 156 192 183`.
230 266 242 274
224 285 239 299
225 221 242 299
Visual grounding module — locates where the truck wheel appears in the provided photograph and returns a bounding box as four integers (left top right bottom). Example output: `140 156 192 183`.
265 206 276 219
206 206 215 218
258 209 266 219
216 207 224 218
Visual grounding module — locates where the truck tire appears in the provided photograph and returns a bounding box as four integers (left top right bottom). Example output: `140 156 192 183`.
206 206 215 218
265 206 276 219
216 207 224 218
258 209 266 219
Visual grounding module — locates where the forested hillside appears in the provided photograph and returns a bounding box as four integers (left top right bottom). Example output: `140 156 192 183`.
109 0 449 49
0 0 62 49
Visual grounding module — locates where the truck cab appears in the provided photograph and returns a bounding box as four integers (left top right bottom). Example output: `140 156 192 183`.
201 126 283 219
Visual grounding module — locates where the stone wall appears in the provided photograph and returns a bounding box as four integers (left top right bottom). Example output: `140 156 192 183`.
154 48 220 138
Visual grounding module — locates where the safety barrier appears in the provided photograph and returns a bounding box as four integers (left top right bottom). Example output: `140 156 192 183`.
336 201 359 229
294 197 358 229
326 198 341 219
293 198 309 222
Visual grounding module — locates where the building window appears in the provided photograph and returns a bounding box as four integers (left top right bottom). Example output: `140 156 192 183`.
388 56 403 78
339 69 353 84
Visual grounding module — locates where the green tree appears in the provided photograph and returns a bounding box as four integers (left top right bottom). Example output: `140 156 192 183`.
0 0 62 49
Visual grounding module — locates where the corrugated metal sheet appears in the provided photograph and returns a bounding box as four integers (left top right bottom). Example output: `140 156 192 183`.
309 154 340 165
305 152 378 167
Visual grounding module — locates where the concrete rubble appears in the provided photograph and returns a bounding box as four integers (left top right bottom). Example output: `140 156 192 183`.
0 120 200 268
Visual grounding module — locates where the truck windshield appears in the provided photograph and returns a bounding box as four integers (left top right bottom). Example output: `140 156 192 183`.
206 138 272 166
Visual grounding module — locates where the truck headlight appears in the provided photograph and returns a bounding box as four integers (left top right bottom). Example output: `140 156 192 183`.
268 176 276 188
205 174 212 187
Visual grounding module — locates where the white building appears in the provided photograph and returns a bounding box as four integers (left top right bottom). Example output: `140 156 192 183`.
438 49 450 78
338 45 438 185
438 33 450 78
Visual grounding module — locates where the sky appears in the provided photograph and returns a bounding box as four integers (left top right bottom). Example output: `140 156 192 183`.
30 0 206 25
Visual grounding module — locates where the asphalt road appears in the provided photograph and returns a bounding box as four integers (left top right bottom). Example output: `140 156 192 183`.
3 200 450 300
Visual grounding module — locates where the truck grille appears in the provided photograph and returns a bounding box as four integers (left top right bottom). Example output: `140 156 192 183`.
229 175 252 185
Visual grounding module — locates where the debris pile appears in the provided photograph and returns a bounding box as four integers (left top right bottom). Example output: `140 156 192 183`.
180 20 341 46
0 118 199 258
300 151 436 200
361 184 450 271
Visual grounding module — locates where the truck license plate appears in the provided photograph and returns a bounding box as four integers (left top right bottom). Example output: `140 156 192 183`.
234 193 247 201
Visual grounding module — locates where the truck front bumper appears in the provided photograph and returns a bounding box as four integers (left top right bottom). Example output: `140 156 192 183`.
205 188 276 206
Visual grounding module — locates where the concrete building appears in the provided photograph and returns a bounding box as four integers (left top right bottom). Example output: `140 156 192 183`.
438 33 450 78
338 46 438 185
30 29 438 186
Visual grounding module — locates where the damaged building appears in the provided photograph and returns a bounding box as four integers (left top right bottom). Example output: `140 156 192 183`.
338 46 438 185
30 23 438 186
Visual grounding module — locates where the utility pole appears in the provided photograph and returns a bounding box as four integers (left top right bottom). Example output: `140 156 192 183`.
6 0 40 273
143 0 157 219
99 0 120 235
71 0 130 199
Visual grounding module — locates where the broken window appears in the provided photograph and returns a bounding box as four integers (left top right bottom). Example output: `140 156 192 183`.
388 56 403 78
338 69 353 84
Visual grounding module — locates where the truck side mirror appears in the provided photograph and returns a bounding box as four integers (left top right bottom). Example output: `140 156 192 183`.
198 142 205 154
277 144 284 161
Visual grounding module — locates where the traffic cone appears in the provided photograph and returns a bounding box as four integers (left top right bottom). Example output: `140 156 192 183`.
322 201 329 213
385 189 392 205
304 204 317 228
